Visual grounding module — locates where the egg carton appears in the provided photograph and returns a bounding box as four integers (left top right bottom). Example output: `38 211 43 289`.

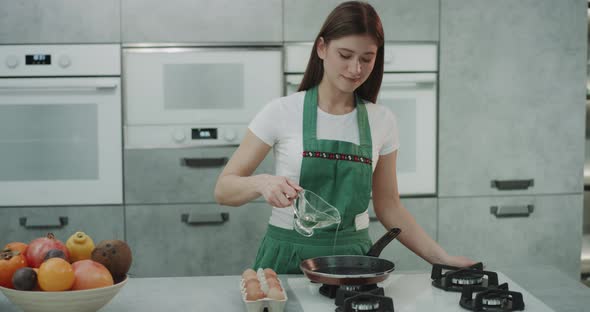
240 269 288 312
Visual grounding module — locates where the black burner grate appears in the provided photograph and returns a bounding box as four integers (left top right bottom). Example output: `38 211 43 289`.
459 283 525 311
431 262 499 292
335 293 395 312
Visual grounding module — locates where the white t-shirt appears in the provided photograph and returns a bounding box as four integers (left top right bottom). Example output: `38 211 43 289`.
248 91 400 229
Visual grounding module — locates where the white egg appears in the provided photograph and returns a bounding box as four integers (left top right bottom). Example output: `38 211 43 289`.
242 268 257 280
266 286 285 300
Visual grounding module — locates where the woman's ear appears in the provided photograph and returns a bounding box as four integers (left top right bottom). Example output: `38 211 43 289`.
317 37 327 60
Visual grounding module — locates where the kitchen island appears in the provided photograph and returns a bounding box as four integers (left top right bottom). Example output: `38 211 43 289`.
1 266 589 311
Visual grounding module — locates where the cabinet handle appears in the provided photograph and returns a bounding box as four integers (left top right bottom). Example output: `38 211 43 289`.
181 213 229 225
491 179 534 190
369 216 379 222
19 217 68 229
181 157 228 168
490 205 534 218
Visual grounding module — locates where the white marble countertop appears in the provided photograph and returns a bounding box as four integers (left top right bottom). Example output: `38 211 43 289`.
1 265 589 312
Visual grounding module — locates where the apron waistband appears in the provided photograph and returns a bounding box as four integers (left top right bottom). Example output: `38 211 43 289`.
266 224 370 246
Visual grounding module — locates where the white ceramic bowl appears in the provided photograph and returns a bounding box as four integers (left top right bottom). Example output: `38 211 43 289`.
0 276 128 312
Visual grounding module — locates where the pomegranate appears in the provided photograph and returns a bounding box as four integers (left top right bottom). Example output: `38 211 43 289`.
71 260 114 290
26 233 70 268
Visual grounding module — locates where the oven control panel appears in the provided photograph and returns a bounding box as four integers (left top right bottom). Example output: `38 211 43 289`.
0 44 120 77
124 125 244 149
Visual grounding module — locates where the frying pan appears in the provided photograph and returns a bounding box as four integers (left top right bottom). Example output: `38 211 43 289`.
299 227 401 285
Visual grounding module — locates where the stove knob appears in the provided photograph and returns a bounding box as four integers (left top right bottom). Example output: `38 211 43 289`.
5 55 19 69
172 130 186 143
58 55 71 68
224 129 237 142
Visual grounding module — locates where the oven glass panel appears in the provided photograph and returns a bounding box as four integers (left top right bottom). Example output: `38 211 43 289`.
163 64 244 110
379 97 417 173
0 104 98 181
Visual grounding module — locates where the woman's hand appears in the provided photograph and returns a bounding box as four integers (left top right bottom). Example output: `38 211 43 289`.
257 175 303 208
443 255 479 268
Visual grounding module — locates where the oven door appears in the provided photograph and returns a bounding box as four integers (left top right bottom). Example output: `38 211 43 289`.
123 47 282 126
0 77 123 206
285 74 303 96
378 73 437 195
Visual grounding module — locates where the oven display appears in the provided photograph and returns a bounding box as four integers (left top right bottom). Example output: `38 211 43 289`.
25 54 51 65
192 128 217 140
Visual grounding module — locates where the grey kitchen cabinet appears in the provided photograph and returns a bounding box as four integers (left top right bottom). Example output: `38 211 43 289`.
0 0 120 44
125 202 271 277
438 195 582 279
0 206 124 245
438 0 586 197
122 0 282 43
368 198 436 272
283 0 439 42
124 146 274 204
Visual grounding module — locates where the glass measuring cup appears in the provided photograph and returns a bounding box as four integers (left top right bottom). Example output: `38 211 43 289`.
291 189 341 237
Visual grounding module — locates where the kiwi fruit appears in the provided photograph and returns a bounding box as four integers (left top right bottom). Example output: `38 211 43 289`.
91 240 132 281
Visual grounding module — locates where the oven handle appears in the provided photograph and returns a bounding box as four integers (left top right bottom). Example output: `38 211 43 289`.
19 216 69 229
0 83 118 92
181 157 228 168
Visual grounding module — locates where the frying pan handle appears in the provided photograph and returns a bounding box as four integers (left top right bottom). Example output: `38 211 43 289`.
366 227 401 257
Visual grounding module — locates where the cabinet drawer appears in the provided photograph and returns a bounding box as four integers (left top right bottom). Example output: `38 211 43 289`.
438 195 582 279
0 206 124 245
126 202 271 277
124 147 274 204
368 198 437 272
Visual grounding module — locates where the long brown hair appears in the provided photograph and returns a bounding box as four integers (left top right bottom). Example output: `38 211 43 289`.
297 1 384 103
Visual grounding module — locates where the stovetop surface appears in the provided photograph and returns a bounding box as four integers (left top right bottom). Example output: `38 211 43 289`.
287 271 554 312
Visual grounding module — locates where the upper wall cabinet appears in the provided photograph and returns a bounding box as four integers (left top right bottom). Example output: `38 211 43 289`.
283 0 439 42
0 0 120 44
438 0 586 197
122 0 282 43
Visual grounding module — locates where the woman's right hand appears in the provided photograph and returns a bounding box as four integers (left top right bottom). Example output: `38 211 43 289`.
257 175 303 208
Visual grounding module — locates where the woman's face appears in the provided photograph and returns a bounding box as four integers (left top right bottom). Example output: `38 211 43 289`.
317 34 378 94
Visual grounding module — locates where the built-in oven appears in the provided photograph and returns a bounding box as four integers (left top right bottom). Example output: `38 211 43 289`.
284 43 438 195
0 44 123 206
123 46 282 149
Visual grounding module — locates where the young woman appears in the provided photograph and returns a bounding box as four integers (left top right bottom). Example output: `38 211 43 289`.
215 1 476 273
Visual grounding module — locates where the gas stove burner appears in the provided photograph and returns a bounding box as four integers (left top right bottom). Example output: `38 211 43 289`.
320 283 382 299
341 285 366 292
459 283 525 311
451 271 484 286
335 293 395 312
335 284 385 307
431 263 499 292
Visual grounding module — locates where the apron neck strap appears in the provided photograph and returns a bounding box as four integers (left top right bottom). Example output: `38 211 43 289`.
303 85 372 148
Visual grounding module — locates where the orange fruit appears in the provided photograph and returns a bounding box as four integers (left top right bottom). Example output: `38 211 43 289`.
38 258 75 291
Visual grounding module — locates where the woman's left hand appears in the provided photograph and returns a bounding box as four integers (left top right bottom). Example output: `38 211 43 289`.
443 255 479 268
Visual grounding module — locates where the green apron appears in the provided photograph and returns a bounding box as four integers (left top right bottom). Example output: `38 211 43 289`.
253 86 374 274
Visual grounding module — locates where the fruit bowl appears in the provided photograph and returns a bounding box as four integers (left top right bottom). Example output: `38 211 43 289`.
0 276 128 312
